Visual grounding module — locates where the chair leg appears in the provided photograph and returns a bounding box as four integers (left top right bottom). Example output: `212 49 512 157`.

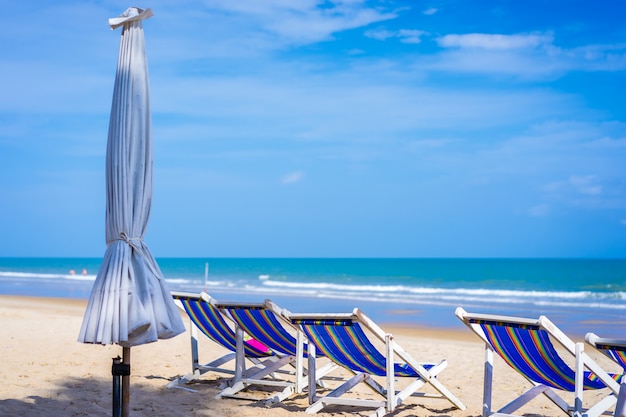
586 393 619 417
263 386 296 406
190 321 199 372
167 353 237 389
483 344 493 417
235 326 245 381
296 329 305 393
497 385 550 415
307 343 317 404
385 334 395 413
574 342 584 417
306 373 368 414
217 355 294 399
614 383 626 417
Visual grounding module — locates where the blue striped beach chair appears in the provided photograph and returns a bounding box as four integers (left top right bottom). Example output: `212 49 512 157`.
586 333 626 373
290 308 466 417
586 333 626 417
216 299 338 405
167 292 276 390
456 307 622 417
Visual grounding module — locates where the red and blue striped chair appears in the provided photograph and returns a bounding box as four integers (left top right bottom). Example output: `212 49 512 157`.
168 292 275 390
290 308 466 417
456 307 622 417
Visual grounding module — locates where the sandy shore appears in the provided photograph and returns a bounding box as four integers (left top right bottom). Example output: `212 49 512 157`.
0 295 621 417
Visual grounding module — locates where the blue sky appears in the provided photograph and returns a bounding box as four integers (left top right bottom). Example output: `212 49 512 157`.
1 0 625 258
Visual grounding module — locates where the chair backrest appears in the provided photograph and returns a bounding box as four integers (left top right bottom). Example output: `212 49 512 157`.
292 314 419 377
586 333 626 372
172 293 272 358
472 317 612 391
218 301 301 357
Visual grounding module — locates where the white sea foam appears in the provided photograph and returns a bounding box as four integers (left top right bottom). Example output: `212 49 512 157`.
256 278 626 310
261 278 619 299
0 271 96 282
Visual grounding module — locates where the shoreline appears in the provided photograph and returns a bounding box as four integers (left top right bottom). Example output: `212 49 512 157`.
1 293 622 417
0 293 477 341
1 291 618 340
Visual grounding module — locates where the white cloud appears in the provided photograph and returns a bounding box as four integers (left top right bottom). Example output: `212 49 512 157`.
437 33 553 50
428 33 626 78
423 7 438 16
281 171 304 185
406 138 455 152
541 181 564 193
203 0 398 46
365 28 427 44
569 175 602 195
364 29 395 41
528 204 550 217
398 29 426 44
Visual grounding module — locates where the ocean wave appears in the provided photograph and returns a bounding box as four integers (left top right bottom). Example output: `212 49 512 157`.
260 278 626 301
235 278 626 312
304 291 626 311
0 271 96 282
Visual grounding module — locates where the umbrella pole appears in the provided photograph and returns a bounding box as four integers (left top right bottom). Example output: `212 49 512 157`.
122 347 131 417
112 357 122 417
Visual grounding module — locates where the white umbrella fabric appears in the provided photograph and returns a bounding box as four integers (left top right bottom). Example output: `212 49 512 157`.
79 6 183 348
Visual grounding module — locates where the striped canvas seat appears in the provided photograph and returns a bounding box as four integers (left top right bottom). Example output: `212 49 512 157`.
176 294 272 357
475 319 620 391
456 308 622 417
291 309 466 417
167 292 275 390
216 300 338 405
223 303 305 357
295 318 430 377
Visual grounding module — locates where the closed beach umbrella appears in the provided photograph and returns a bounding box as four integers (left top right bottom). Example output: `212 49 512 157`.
78 6 184 416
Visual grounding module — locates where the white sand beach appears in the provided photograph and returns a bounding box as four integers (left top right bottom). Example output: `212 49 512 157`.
0 295 621 417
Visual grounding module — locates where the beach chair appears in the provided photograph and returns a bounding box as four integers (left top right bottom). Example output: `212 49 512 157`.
585 333 626 417
290 308 466 417
456 307 622 417
215 299 338 405
167 292 277 390
585 333 626 374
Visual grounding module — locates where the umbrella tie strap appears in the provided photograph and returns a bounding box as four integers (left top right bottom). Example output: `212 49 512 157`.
108 232 144 252
108 233 164 281
119 232 141 243
120 232 141 249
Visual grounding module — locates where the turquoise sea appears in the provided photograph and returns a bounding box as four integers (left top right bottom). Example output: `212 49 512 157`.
1 257 625 338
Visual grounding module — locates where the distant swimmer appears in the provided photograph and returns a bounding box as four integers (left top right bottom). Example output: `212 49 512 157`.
69 269 76 275
82 268 87 276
